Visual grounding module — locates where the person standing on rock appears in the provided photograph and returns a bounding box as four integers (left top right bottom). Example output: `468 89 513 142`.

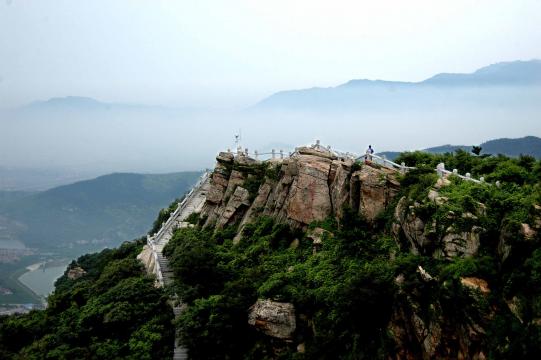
365 145 374 161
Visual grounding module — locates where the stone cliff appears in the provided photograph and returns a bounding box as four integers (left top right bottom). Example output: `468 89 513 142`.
154 145 541 359
199 145 400 237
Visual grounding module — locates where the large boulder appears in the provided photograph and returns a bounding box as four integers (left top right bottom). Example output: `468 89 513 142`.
285 154 333 225
248 299 296 340
67 266 86 280
438 226 482 259
352 164 400 221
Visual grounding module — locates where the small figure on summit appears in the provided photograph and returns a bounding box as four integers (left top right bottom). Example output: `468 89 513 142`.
365 145 374 161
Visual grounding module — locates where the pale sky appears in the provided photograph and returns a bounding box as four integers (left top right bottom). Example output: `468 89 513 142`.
1 0 541 108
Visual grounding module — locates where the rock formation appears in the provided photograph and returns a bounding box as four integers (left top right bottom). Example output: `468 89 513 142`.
248 299 296 340
200 146 400 238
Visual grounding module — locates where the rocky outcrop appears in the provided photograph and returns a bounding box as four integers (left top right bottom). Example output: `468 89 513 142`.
393 179 485 259
200 147 400 237
216 186 251 228
67 266 86 280
137 245 158 276
390 273 490 360
353 164 400 221
248 299 296 340
285 154 333 224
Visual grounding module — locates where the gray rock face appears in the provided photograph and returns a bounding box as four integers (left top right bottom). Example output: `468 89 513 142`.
248 299 296 340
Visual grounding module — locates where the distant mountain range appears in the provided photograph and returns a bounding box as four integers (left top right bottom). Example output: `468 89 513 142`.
0 171 201 253
379 136 541 160
255 60 541 110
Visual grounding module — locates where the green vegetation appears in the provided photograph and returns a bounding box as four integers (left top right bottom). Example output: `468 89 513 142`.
163 212 398 359
149 198 181 236
0 171 201 252
3 149 541 359
163 149 541 359
0 239 174 359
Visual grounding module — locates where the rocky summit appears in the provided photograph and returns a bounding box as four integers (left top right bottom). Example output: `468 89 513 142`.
200 145 400 232
3 144 541 360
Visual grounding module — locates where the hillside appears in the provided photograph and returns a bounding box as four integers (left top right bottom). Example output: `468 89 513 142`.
379 136 541 160
148 145 541 359
2 146 541 358
0 171 201 252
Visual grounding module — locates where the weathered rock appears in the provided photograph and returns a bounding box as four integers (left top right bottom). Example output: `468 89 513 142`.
67 266 86 280
428 189 439 202
216 186 251 228
137 244 158 276
216 151 234 164
440 227 481 258
206 164 230 205
307 227 332 253
233 182 274 243
417 266 435 282
434 177 451 189
520 223 537 240
306 227 332 245
248 299 296 340
329 159 353 219
506 296 524 323
354 164 400 221
394 196 431 255
461 277 490 294
285 155 332 225
296 146 337 160
222 170 245 202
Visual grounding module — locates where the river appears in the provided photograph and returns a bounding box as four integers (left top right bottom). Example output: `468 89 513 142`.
18 262 69 297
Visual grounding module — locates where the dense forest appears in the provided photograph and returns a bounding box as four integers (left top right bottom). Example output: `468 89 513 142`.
1 149 541 359
0 239 174 359
163 149 541 359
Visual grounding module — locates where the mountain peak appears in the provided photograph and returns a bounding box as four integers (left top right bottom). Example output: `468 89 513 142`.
422 59 541 86
25 96 109 111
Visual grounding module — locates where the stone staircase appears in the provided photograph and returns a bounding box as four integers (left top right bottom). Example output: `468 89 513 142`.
146 172 211 359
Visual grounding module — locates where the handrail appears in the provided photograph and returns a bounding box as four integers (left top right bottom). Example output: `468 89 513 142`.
222 141 486 184
146 170 211 286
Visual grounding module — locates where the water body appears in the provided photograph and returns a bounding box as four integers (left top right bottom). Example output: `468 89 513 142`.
18 263 68 297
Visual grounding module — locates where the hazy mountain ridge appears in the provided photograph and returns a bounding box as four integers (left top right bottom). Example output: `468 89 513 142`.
256 60 541 109
0 171 202 251
378 136 541 160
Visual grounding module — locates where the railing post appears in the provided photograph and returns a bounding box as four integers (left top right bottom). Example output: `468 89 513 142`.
496 181 501 187
315 139 320 149
280 149 284 159
254 150 259 160
272 149 275 159
453 169 458 175
436 163 445 177
245 148 249 156
465 173 471 179
480 176 485 183
401 162 406 174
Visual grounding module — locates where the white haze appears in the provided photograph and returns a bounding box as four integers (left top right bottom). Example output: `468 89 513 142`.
1 86 540 184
